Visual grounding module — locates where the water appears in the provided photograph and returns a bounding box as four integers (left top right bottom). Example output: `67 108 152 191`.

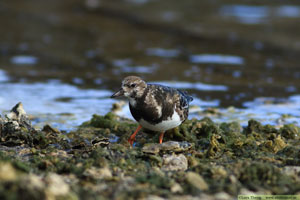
0 80 114 130
0 0 299 129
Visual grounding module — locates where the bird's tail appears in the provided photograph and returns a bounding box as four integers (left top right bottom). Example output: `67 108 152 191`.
186 95 193 103
182 91 193 103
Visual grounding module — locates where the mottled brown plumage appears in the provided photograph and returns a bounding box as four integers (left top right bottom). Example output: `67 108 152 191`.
111 76 193 145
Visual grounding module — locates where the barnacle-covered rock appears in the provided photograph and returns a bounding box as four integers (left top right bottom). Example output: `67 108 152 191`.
91 136 110 147
142 141 193 154
280 124 300 139
162 154 188 171
185 172 208 191
5 102 33 132
0 162 17 181
83 167 112 180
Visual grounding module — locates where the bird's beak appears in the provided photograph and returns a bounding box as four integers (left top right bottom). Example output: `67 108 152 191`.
111 88 124 98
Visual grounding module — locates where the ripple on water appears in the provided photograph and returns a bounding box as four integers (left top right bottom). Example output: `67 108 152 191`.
152 81 228 91
0 82 114 130
0 70 10 82
146 48 180 58
189 54 244 65
220 5 300 24
10 55 38 65
112 59 158 74
276 5 300 18
220 5 268 24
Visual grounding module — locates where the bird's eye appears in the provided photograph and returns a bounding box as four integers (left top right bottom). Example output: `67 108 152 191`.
130 83 136 88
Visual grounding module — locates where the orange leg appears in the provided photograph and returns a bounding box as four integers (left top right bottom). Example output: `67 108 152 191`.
128 125 142 146
159 132 165 144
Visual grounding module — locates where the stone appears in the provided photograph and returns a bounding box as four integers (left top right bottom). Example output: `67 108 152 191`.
45 173 70 196
186 172 208 191
21 174 45 191
282 166 300 179
162 154 188 171
1 102 33 135
83 167 112 180
215 192 232 200
171 182 183 193
160 141 192 152
91 136 110 147
142 143 160 154
0 162 17 181
142 141 192 154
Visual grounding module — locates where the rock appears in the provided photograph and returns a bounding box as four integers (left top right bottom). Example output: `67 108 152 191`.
0 162 17 181
264 135 287 153
282 166 300 180
91 136 110 147
171 182 183 193
6 102 27 121
45 173 70 197
162 154 188 171
83 167 112 180
186 172 208 191
142 143 160 154
280 124 300 139
206 134 221 157
171 195 212 200
160 141 193 152
20 174 45 192
145 195 165 200
142 141 192 154
6 102 32 130
111 101 126 113
211 166 227 179
215 192 232 200
42 124 60 134
19 174 46 199
1 102 33 137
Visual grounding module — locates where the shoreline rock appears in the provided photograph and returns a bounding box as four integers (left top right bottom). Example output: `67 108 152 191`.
1 103 300 199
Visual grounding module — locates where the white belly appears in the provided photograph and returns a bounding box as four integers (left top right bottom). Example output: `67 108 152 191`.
139 110 182 132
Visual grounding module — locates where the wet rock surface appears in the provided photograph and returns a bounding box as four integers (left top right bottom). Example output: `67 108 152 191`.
1 103 300 199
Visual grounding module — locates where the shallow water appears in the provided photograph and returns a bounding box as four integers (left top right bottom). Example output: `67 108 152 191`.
0 0 299 129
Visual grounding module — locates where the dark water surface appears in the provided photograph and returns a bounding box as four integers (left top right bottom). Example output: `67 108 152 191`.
0 0 300 129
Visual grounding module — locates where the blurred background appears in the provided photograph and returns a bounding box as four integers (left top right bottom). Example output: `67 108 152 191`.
0 0 299 129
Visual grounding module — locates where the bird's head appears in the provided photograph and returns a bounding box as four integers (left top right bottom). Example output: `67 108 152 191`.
111 76 147 99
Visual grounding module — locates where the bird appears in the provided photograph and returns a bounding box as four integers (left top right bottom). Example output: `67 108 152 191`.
111 76 193 146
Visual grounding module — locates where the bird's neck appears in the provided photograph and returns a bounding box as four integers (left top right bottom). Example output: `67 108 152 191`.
129 97 137 107
128 85 148 107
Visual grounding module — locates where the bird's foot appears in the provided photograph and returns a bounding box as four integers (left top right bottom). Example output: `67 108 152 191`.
128 125 142 147
159 132 165 144
128 136 136 146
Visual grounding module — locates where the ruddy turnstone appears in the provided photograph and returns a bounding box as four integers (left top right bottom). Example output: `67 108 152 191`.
111 76 193 146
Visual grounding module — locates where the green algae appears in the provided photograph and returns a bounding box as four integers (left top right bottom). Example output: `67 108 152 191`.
280 124 300 139
1 112 300 199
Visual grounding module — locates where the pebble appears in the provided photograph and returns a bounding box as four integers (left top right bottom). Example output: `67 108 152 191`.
162 154 188 171
186 171 208 191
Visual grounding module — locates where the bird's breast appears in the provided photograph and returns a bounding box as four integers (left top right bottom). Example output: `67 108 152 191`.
138 110 182 132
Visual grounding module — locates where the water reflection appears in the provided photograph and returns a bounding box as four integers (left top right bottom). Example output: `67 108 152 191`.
0 81 114 130
190 54 244 65
152 81 228 91
0 72 299 129
276 5 300 17
146 48 180 58
220 5 300 24
113 59 158 74
10 55 38 65
0 70 10 82
220 5 268 24
0 0 299 129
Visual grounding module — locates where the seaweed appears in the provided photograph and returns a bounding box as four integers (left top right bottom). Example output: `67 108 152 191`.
1 103 300 199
